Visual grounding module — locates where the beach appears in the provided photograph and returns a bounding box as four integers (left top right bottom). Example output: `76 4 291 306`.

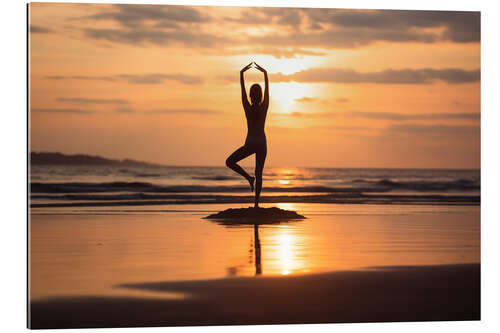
29 201 480 328
30 263 479 328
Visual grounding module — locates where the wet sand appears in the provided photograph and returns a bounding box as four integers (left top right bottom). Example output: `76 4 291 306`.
30 263 479 329
29 204 480 328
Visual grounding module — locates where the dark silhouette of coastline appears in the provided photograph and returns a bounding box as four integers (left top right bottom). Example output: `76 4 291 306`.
30 152 164 167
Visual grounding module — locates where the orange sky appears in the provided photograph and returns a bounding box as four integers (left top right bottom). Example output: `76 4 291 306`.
29 3 480 168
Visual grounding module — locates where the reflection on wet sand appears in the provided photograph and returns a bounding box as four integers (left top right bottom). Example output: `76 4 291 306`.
254 225 261 275
205 203 307 276
205 202 480 278
30 204 480 302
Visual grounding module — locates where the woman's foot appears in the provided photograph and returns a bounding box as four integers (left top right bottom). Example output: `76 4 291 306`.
248 176 255 192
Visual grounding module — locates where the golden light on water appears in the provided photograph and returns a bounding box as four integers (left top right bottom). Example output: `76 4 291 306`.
278 167 299 175
275 203 298 211
278 231 294 275
278 179 290 185
262 225 308 276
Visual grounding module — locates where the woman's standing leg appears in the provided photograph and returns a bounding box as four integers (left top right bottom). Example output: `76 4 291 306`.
226 146 255 191
254 148 267 207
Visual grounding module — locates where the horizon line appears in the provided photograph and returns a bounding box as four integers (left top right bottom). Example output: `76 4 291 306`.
30 151 479 171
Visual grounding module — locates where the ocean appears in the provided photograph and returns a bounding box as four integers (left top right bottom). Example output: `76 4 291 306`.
29 165 480 207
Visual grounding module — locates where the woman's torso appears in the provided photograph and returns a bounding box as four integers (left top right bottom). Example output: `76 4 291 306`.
244 105 267 151
245 104 267 138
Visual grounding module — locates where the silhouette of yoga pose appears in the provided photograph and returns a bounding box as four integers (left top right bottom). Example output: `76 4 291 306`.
226 62 269 208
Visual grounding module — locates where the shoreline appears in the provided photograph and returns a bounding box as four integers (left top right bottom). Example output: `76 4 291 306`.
30 193 480 208
30 263 480 329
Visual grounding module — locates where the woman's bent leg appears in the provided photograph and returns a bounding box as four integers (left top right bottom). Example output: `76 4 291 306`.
254 148 267 207
226 146 255 191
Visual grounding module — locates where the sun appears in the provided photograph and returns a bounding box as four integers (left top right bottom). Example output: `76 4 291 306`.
271 82 315 114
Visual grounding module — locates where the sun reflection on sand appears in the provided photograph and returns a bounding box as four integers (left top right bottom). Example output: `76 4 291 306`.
262 225 308 276
275 203 297 211
278 231 294 275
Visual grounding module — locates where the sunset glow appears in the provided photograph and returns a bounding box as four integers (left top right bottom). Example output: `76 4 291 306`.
29 3 480 168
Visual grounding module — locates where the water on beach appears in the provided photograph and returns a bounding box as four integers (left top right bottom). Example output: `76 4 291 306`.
29 203 480 301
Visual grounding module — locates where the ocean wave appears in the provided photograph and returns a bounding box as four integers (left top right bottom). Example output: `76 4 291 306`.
133 173 162 178
30 178 480 195
29 192 480 208
191 175 239 181
375 178 479 191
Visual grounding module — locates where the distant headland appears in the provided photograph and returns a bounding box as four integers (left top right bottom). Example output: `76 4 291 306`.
30 152 164 167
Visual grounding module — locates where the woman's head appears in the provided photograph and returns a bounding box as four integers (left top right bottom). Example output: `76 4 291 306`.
249 84 262 106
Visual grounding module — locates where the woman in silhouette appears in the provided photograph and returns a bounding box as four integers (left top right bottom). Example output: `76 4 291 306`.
226 62 269 208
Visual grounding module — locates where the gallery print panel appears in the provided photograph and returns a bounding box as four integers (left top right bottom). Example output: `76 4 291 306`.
28 2 480 329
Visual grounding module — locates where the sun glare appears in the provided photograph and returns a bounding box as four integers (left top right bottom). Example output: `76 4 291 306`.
274 226 307 276
276 203 297 211
271 82 315 113
233 54 323 75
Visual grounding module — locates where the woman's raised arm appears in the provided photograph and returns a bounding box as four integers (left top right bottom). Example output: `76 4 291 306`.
254 63 269 110
240 63 252 110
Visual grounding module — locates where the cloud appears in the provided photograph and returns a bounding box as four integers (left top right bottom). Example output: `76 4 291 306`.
275 111 326 118
323 125 376 132
280 111 479 121
80 4 224 48
249 25 438 49
294 97 318 103
292 97 350 104
115 107 135 114
145 109 220 115
308 9 480 41
386 124 479 135
31 108 93 114
84 28 226 48
274 67 480 84
76 6 479 59
57 98 129 105
346 111 480 120
116 74 203 85
45 75 116 82
45 73 203 85
238 8 479 45
30 25 52 34
31 106 220 115
85 4 211 28
228 47 326 59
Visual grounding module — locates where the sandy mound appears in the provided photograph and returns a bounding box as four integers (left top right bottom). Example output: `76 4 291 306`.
204 206 306 224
